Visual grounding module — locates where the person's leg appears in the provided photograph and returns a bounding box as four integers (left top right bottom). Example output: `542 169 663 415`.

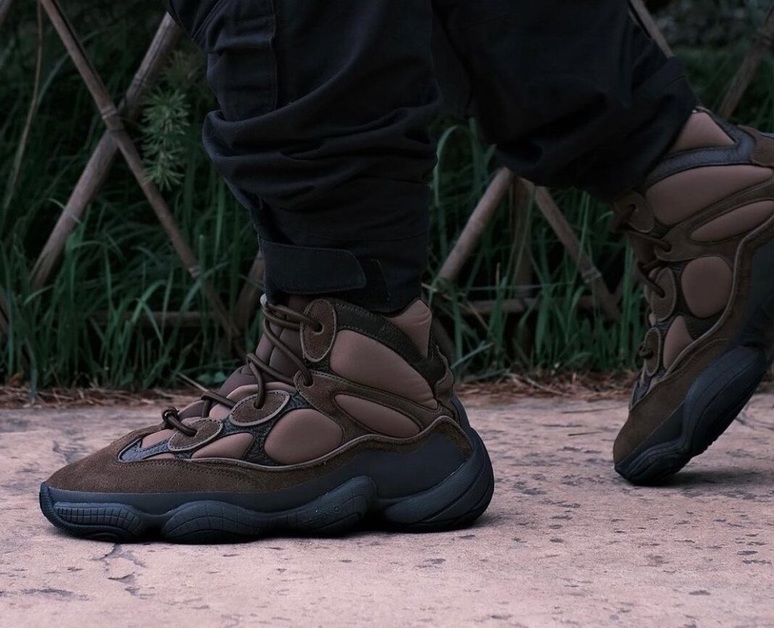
174 0 440 312
434 0 774 484
431 0 696 199
39 1 494 542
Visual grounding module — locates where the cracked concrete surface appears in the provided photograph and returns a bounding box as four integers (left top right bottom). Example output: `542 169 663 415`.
1 392 773 626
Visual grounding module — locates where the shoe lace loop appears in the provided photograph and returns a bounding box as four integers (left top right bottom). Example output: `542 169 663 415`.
637 344 654 359
611 203 672 298
161 297 318 434
162 407 196 437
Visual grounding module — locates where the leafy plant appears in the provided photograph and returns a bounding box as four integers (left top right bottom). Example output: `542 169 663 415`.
1 0 772 389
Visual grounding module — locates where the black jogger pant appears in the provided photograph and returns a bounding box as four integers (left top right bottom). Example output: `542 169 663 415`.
165 0 697 312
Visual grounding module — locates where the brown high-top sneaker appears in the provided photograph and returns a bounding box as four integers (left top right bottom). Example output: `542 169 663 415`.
612 109 774 484
40 297 494 542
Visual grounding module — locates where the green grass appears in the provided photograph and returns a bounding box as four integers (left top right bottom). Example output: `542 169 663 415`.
2 1 774 389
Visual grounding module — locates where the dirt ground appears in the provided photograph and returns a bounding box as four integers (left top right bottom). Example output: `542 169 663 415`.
1 389 772 626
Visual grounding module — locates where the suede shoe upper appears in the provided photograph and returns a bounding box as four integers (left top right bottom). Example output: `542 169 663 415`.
612 110 774 463
45 297 468 494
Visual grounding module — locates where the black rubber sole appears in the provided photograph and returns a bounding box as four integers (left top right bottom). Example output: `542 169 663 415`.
39 427 494 543
615 345 767 485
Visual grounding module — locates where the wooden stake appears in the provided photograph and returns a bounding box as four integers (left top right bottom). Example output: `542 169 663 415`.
438 168 515 283
509 178 535 357
465 296 599 316
32 14 181 289
719 4 774 118
532 186 622 322
40 0 243 355
509 177 533 299
437 170 621 321
629 0 674 57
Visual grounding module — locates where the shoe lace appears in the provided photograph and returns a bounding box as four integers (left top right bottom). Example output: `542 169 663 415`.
161 297 322 437
638 343 655 360
611 203 673 364
610 203 673 299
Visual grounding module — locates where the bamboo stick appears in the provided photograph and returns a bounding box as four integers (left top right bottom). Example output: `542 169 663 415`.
437 170 621 321
532 185 622 322
508 177 535 356
2 0 43 214
464 296 599 316
629 0 674 57
32 14 181 289
509 177 533 299
40 0 243 356
438 168 515 283
718 4 774 118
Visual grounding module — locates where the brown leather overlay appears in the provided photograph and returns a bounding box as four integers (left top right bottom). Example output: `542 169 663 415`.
230 390 291 427
691 201 774 242
662 316 693 371
334 394 422 438
264 409 344 464
168 419 223 452
681 257 732 318
329 330 436 408
191 433 255 460
301 300 337 363
647 166 772 225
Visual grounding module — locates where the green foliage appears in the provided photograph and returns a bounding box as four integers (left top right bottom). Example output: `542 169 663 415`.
141 48 207 190
142 89 191 190
425 122 648 380
1 1 773 389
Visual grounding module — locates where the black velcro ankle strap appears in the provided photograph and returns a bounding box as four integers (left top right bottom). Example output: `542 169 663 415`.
260 239 392 311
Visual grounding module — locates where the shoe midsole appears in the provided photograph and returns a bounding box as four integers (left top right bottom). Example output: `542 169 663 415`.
43 428 482 515
618 343 766 472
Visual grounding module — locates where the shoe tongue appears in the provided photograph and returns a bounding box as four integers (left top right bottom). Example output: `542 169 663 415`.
177 366 262 421
179 296 310 421
255 325 303 379
387 299 433 358
669 111 734 153
255 295 310 379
